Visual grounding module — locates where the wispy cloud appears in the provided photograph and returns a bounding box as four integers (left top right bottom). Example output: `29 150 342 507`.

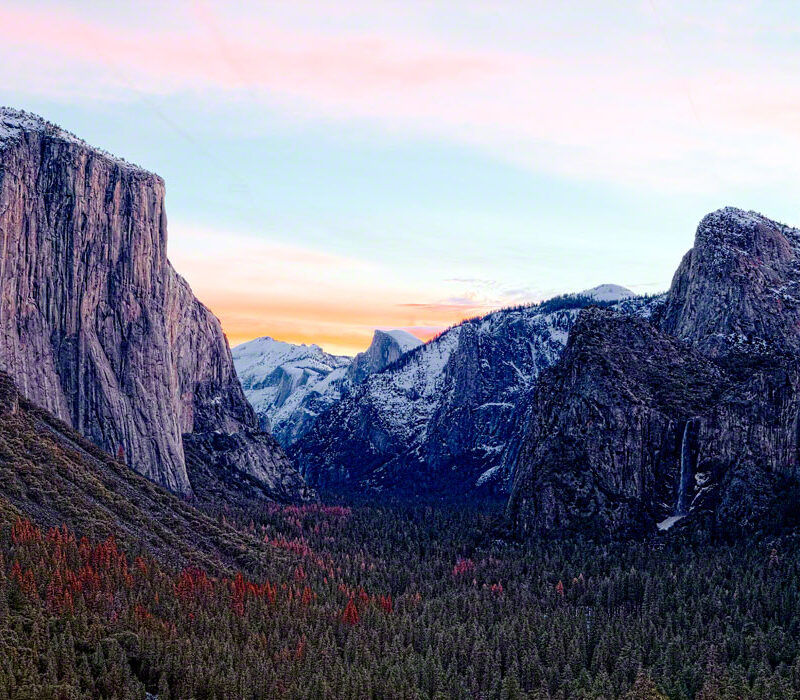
3 1 800 191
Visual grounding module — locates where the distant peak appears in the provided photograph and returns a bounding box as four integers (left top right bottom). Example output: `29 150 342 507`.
579 284 635 303
373 329 423 353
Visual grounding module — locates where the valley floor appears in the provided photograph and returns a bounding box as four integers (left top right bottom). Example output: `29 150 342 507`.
2 495 799 699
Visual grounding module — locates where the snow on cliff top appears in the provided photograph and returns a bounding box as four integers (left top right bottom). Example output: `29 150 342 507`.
580 284 635 302
0 107 82 146
0 107 153 174
381 329 423 353
703 206 776 230
698 207 800 251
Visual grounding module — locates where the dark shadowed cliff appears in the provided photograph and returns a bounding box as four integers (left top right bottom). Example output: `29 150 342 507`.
510 208 800 538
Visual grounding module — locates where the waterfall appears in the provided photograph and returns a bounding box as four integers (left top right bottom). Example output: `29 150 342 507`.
657 419 696 530
675 419 694 516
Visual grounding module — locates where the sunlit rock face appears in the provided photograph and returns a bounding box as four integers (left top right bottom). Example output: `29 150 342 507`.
0 107 309 501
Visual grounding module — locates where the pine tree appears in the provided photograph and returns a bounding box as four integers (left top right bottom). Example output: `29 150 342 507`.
624 670 668 700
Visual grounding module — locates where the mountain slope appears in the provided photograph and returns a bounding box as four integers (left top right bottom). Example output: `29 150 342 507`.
233 329 421 447
0 107 307 501
233 337 352 445
507 309 728 537
292 291 654 494
345 329 422 385
0 369 287 573
510 208 800 538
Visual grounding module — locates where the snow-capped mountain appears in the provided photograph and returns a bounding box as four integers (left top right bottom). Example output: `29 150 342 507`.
290 292 658 495
232 338 351 446
233 329 421 447
581 284 635 302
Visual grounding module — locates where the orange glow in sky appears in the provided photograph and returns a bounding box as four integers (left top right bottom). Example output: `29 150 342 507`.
208 294 487 355
168 224 502 355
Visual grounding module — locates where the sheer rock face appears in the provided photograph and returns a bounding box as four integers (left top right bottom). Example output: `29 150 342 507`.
658 208 800 357
507 310 727 537
0 108 308 500
701 351 800 529
510 208 800 537
345 330 421 386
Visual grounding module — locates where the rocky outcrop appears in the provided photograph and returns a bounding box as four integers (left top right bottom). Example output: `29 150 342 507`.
507 309 727 537
510 208 800 538
345 329 421 385
0 107 308 500
657 208 800 357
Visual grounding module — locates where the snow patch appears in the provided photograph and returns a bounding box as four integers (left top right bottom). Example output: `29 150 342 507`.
657 515 685 531
0 106 152 173
476 465 501 486
382 329 422 353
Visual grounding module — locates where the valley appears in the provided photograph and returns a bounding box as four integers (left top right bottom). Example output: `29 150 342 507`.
3 108 800 698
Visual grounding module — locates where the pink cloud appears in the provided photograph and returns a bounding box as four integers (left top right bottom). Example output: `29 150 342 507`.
0 3 505 96
2 1 800 191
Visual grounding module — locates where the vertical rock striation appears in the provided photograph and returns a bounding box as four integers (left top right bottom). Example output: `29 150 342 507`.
0 107 308 500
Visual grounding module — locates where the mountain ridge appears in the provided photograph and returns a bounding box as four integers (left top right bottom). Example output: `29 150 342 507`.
291 291 656 494
233 328 421 447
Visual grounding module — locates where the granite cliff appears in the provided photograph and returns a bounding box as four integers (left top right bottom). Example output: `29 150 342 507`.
0 108 308 501
509 208 800 537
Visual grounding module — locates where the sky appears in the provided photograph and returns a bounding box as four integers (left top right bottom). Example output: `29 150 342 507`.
2 1 800 354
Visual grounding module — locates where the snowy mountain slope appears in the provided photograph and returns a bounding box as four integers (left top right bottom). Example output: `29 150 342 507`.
233 329 421 447
383 329 421 352
291 293 660 495
232 338 351 446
